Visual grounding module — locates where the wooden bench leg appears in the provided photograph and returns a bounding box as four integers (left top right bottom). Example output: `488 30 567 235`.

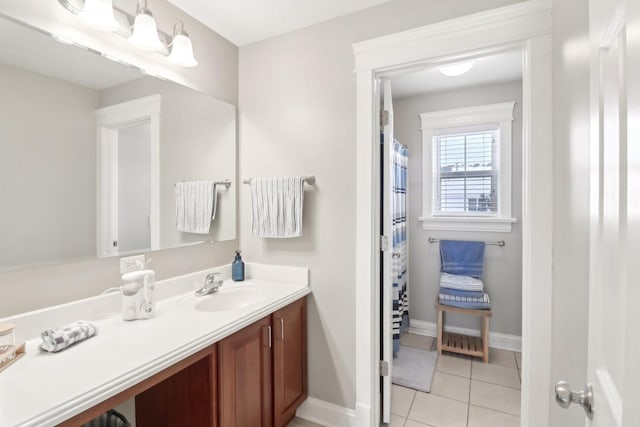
482 316 489 363
437 309 443 355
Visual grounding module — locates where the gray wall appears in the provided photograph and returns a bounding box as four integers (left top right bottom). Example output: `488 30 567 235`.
0 63 98 268
393 81 523 336
0 0 239 317
549 0 590 425
239 0 524 410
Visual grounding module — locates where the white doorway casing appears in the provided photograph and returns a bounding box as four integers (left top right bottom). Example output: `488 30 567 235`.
353 2 553 426
95 95 161 257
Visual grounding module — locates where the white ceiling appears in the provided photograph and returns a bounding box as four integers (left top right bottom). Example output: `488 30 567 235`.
166 0 391 46
0 18 142 90
388 49 523 98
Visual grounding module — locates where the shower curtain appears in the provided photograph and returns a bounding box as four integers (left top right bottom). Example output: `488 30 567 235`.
392 140 409 354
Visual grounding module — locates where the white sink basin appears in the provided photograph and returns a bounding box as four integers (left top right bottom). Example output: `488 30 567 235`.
194 285 268 312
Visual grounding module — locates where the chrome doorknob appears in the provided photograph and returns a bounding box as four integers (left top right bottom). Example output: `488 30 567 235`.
555 381 594 419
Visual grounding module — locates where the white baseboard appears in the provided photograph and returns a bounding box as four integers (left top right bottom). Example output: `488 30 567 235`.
296 397 356 427
408 318 522 352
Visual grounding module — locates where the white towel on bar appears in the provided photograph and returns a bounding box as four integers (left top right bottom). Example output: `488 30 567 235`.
175 181 217 234
250 177 305 238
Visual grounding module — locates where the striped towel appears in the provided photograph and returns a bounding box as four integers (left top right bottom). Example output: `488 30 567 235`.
438 287 485 299
175 181 217 234
440 273 484 292
439 289 491 310
40 321 97 353
250 177 305 238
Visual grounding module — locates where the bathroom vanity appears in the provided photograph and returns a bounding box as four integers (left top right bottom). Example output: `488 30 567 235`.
0 263 309 427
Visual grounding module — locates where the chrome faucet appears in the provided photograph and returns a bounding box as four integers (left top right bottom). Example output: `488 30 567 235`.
195 272 223 297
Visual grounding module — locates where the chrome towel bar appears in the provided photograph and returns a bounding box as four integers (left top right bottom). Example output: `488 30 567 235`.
242 176 316 185
428 237 505 247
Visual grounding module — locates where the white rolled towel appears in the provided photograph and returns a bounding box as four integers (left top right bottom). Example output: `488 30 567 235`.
40 320 97 353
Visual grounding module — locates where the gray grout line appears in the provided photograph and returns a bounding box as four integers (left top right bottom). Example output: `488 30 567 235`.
469 403 521 418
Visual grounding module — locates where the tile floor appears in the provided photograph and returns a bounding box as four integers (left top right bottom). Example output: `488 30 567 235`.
287 332 522 427
391 333 521 427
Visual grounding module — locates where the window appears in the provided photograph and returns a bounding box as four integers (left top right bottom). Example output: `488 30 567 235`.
419 102 517 232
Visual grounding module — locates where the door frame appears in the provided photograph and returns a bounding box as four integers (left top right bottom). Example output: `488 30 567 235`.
353 1 553 426
95 94 162 257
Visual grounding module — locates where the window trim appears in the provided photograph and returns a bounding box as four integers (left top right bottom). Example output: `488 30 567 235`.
419 102 517 232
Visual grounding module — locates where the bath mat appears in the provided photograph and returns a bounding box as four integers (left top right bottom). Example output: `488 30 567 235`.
392 345 438 393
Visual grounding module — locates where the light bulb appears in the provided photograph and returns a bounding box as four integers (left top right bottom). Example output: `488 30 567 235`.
129 10 164 51
78 0 119 32
168 22 198 67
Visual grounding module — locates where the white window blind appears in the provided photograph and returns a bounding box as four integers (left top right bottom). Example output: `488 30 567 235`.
433 130 498 215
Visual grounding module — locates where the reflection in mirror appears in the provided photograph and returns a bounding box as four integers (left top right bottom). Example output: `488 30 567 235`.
0 16 236 270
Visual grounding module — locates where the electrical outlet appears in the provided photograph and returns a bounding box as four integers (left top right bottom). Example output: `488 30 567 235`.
120 254 145 274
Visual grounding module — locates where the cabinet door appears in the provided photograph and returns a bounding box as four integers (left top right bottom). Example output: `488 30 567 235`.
272 298 307 427
218 316 273 427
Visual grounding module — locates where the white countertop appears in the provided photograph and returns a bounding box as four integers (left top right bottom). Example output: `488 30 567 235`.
0 263 310 427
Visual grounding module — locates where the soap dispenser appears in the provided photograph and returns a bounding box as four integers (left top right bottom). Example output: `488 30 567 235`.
232 250 245 281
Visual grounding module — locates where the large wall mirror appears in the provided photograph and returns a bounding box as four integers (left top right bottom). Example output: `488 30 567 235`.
0 16 236 270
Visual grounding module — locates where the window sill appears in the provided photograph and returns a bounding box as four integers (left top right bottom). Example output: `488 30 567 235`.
418 216 517 232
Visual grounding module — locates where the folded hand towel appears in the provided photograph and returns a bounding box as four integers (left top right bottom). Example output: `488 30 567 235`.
40 320 97 353
440 272 484 292
438 292 491 309
439 287 485 299
175 181 217 234
440 240 485 278
250 177 305 238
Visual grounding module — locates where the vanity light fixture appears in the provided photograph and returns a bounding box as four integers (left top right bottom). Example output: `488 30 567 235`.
439 61 474 77
129 0 163 52
58 0 198 68
78 0 119 32
167 20 198 68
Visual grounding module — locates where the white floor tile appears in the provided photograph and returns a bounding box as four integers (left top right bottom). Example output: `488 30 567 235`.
408 392 468 427
392 384 417 417
436 354 471 378
287 417 324 427
404 419 436 427
470 380 521 416
467 405 520 427
401 333 434 351
471 362 521 389
430 371 471 403
488 348 518 368
389 414 406 427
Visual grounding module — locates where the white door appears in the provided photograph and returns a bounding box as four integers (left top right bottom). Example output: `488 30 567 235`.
562 0 640 425
380 79 395 424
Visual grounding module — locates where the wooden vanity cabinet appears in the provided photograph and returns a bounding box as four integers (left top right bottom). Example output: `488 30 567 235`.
218 296 307 427
218 315 273 427
62 297 307 427
272 297 307 427
136 350 218 427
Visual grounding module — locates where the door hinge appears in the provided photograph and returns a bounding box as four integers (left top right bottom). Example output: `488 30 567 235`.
379 360 389 376
381 110 389 127
379 235 390 252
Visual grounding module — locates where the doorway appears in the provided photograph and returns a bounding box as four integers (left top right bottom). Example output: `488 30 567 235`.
95 94 161 258
379 47 524 426
353 3 553 427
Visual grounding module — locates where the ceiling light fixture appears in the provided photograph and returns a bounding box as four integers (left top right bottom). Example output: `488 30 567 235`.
78 0 119 32
439 62 474 77
167 20 198 68
129 0 164 52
